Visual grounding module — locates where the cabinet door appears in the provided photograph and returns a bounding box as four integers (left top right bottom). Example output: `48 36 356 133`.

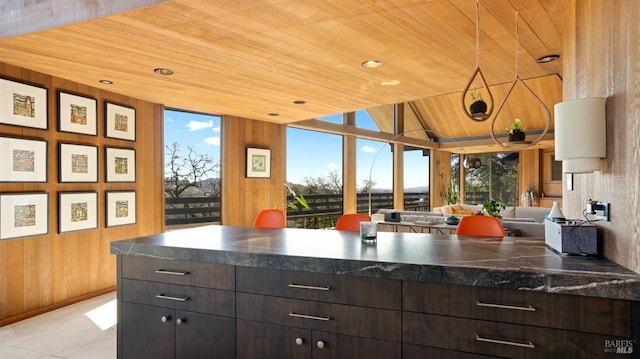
121 302 174 359
175 310 235 359
311 331 400 359
236 319 311 359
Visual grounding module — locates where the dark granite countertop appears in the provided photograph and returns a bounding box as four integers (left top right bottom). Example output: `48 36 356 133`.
110 225 640 301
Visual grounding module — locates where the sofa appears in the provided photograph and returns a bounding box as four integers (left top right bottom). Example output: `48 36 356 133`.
377 204 553 237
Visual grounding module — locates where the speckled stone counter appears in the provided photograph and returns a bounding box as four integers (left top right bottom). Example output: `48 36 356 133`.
110 225 640 301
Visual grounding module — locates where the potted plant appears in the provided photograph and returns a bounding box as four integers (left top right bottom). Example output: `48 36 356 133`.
469 85 487 117
442 178 459 205
482 197 505 219
506 118 526 142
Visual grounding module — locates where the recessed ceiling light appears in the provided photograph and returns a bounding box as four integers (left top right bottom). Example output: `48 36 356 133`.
99 79 113 85
268 113 279 117
361 60 382 68
154 68 174 75
536 54 560 63
293 100 306 105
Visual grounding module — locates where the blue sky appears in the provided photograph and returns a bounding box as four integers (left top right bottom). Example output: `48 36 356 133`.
164 109 429 190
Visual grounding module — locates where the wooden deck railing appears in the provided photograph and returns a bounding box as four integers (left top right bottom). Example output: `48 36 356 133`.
165 192 430 227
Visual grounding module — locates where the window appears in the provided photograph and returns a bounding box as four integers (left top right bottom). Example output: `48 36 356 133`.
463 152 519 207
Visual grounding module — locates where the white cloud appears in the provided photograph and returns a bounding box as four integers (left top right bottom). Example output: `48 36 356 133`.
327 162 338 169
212 126 221 132
166 117 173 122
361 145 377 153
187 120 214 131
204 137 220 146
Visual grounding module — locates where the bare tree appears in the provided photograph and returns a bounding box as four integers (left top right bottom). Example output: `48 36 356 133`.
165 142 219 198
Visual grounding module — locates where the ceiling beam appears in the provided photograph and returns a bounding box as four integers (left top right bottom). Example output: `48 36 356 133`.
1 0 166 39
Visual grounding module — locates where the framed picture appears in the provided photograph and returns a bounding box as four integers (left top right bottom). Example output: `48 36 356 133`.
0 77 48 129
59 143 98 183
246 147 271 178
106 191 136 227
0 192 49 240
58 91 97 135
0 136 47 182
105 102 136 141
105 147 136 182
58 192 98 233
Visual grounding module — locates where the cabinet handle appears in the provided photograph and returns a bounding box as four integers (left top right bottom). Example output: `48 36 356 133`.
475 334 535 349
288 283 331 291
295 338 304 346
156 294 190 302
476 300 536 312
288 312 331 321
176 318 185 325
155 269 190 276
316 341 325 349
161 315 170 323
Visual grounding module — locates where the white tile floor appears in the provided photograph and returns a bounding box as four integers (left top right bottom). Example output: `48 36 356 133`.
0 291 116 359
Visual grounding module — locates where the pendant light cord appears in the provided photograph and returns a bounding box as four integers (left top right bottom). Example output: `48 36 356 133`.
475 0 480 67
515 11 519 79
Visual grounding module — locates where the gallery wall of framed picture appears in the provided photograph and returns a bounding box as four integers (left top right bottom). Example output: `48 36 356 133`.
0 75 140 241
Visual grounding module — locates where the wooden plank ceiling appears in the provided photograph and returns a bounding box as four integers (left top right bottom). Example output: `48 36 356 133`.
0 0 567 152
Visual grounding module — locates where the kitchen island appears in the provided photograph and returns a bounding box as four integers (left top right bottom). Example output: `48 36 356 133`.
111 225 640 358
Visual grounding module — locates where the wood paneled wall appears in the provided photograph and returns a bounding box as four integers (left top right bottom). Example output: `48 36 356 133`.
221 116 286 226
0 63 165 325
562 0 640 273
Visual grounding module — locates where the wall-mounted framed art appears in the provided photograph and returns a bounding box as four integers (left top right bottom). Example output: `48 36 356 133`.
246 147 271 178
59 143 98 183
105 102 136 141
0 136 47 182
58 191 98 234
58 91 97 136
0 192 49 240
105 147 136 182
106 191 136 227
0 77 48 129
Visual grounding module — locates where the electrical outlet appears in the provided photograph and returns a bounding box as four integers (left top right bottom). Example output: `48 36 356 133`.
587 201 610 221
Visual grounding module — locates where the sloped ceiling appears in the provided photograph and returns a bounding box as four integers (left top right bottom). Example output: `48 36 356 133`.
0 0 567 151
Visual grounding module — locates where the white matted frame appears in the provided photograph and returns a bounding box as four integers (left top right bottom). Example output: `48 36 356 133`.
59 143 98 183
58 192 98 234
0 77 48 129
105 147 136 182
106 191 136 227
105 102 136 141
58 91 97 135
246 147 271 178
0 136 47 182
0 192 49 240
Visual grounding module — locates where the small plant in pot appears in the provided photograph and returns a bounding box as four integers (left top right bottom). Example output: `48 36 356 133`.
469 85 487 117
506 118 526 142
482 197 505 219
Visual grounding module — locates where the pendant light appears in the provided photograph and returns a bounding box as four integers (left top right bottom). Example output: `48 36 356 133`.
461 0 494 122
489 11 551 149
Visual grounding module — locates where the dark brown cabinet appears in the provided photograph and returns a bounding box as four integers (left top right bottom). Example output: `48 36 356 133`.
117 257 236 359
235 267 402 358
122 302 235 359
402 281 633 358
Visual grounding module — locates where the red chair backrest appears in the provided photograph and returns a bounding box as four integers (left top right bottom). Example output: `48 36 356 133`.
253 209 286 228
455 215 506 237
335 213 371 232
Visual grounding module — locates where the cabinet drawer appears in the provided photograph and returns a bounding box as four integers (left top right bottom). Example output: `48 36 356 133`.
236 293 401 342
236 266 401 309
121 256 234 290
403 312 626 358
121 278 235 317
403 281 631 336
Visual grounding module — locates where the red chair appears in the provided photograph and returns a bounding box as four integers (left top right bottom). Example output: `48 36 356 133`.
455 215 505 237
335 213 371 232
253 209 286 228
